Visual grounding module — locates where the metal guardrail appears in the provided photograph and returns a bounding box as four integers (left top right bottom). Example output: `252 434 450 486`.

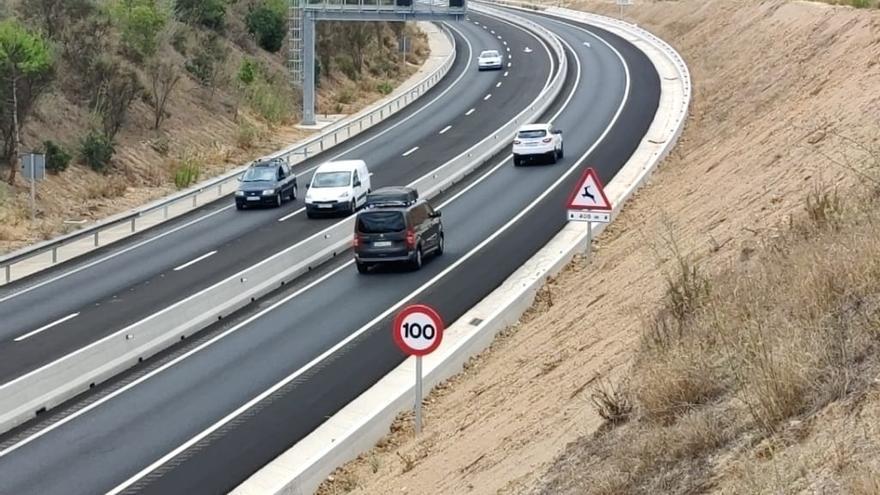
0 6 567 435
0 25 458 287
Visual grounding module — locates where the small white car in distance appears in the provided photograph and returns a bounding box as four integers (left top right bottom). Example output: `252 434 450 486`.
512 123 564 166
477 49 503 71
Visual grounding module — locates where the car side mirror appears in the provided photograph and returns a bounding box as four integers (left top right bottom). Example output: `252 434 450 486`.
354 181 361 187
431 211 442 218
553 130 563 135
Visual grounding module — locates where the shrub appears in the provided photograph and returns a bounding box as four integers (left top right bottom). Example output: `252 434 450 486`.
44 140 72 174
246 79 295 124
174 0 228 30
236 120 260 150
376 81 393 95
246 4 286 53
79 130 115 173
172 155 201 189
185 34 228 91
111 0 168 61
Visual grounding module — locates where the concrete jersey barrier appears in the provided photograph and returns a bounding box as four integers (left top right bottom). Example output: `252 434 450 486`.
0 11 568 435
233 2 691 494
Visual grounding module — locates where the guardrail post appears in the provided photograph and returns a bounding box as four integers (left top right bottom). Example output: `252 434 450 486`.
192 195 197 208
217 183 223 197
4 264 10 283
52 247 57 264
130 217 136 233
94 231 99 247
164 205 169 219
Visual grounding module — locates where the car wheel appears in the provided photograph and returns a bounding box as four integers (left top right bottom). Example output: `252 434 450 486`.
436 234 444 256
306 209 315 219
558 145 564 159
290 184 297 201
350 199 357 214
411 246 423 271
275 193 283 207
548 151 558 165
513 155 521 167
356 261 370 274
236 203 244 211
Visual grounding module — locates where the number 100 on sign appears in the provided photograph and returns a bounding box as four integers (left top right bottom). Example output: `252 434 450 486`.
393 304 445 356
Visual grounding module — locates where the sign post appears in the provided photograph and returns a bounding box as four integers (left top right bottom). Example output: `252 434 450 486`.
566 167 612 257
392 304 445 435
616 0 633 18
20 152 46 222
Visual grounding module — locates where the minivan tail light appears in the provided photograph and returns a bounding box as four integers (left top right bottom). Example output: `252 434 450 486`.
405 229 416 249
542 137 552 143
353 233 361 248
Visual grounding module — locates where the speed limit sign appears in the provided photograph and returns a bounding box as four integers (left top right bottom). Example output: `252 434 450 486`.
393 304 444 435
392 304 444 356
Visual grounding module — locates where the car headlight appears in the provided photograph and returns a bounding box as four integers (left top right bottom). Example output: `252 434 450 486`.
339 191 350 199
262 189 276 196
235 191 245 197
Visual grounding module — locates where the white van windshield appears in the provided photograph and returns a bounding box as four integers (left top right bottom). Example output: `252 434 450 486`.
311 171 351 188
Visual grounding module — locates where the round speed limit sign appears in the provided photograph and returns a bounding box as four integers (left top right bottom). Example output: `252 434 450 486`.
392 304 444 356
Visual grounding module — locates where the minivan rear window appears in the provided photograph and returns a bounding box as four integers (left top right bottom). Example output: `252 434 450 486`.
357 211 406 233
517 130 547 139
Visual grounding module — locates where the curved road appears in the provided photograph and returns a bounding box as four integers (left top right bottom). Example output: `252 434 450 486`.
0 7 660 495
0 13 552 383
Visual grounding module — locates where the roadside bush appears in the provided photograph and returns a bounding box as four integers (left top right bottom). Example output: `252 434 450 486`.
185 34 228 92
376 81 393 95
111 0 169 61
246 79 296 124
44 140 72 174
246 3 286 53
172 154 202 189
79 130 115 173
236 120 260 150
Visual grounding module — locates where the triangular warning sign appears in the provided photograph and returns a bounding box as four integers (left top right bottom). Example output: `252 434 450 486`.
566 168 612 211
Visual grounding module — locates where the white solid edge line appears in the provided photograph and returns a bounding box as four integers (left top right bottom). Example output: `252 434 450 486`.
172 251 218 272
278 207 307 223
109 29 610 493
402 146 420 157
0 205 233 304
0 14 559 461
484 94 492 100
13 313 81 343
439 125 452 135
466 108 475 115
0 24 472 305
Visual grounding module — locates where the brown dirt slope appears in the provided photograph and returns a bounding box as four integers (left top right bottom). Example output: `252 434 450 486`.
315 1 880 494
0 1 428 253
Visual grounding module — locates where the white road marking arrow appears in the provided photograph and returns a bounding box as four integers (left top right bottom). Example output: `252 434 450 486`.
524 46 533 53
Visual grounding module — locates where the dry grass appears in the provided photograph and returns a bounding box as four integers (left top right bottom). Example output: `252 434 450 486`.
535 162 880 493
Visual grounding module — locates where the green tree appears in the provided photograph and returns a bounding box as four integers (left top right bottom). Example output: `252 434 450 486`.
174 0 228 30
18 0 96 39
0 20 54 184
111 0 168 61
146 59 181 130
246 3 286 53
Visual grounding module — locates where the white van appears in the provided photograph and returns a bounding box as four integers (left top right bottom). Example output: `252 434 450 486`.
304 160 372 218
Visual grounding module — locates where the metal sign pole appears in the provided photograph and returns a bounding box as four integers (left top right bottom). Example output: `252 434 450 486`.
29 154 35 222
586 220 592 257
415 355 423 434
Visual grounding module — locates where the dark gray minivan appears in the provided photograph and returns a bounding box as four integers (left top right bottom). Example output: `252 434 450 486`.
353 199 443 273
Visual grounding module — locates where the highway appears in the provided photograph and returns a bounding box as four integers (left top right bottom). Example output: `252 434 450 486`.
0 13 552 383
0 7 660 495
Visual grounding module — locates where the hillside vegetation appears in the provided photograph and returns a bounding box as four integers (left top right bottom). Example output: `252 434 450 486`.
0 0 428 252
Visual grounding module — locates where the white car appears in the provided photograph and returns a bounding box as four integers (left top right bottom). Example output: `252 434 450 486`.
305 160 371 217
477 50 503 71
512 123 564 166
